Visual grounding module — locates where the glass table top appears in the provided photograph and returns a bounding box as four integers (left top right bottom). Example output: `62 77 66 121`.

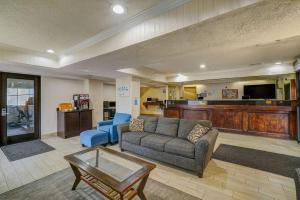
74 148 143 182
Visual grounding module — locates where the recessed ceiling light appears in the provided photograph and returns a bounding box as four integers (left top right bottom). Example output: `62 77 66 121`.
275 62 282 65
200 64 206 69
47 49 55 54
176 73 187 82
112 4 125 14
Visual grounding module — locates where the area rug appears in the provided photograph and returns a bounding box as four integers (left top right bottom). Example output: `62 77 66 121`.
1 140 55 161
213 144 300 178
0 168 201 200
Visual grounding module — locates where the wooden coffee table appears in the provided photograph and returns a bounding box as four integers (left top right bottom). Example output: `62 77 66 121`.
64 147 156 200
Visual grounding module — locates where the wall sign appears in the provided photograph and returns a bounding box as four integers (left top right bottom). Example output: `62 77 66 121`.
117 85 130 97
133 97 138 106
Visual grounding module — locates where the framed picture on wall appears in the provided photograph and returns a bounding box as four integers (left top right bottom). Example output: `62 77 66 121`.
222 89 238 99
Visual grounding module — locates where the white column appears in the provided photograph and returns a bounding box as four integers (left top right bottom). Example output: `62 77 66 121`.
131 79 140 118
84 79 104 127
116 76 140 118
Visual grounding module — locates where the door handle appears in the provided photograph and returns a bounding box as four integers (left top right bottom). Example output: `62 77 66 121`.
1 107 7 116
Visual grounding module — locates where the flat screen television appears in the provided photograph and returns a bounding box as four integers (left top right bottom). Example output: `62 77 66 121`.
244 84 276 99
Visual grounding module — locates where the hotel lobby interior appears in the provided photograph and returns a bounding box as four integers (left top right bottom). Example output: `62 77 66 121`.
1 0 300 200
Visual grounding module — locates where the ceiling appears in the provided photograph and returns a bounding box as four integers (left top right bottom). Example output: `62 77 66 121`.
147 36 300 75
62 0 300 81
0 0 299 83
0 0 161 54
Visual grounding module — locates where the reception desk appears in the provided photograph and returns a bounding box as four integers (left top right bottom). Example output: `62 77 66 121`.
164 101 296 139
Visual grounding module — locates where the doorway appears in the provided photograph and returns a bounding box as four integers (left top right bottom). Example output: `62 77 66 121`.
0 73 41 146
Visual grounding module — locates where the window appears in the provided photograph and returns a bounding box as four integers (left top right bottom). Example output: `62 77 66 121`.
7 85 34 106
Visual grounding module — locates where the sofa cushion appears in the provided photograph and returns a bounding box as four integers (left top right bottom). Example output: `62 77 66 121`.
155 117 179 137
178 119 212 139
141 134 173 152
138 116 158 132
122 132 152 145
98 125 111 133
129 118 144 132
187 124 210 144
165 138 195 159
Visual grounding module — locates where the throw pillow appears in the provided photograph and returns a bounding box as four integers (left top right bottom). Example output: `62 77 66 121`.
187 124 210 144
129 118 144 132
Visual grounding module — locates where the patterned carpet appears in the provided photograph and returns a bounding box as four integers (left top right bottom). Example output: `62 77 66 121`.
0 168 201 200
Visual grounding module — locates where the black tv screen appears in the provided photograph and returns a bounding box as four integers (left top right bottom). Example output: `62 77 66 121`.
244 84 276 99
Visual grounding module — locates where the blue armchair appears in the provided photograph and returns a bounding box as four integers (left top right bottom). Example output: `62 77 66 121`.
97 113 131 143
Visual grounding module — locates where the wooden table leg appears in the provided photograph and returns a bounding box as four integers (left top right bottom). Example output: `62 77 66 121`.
137 174 149 200
70 164 81 190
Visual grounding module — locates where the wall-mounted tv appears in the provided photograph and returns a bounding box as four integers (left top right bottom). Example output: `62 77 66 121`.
244 84 276 99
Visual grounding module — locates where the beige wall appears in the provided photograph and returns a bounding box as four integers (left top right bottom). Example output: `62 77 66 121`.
41 77 86 134
140 86 167 115
184 80 276 100
41 77 104 134
85 79 104 127
277 73 296 100
103 84 116 101
179 74 297 100
168 85 180 100
178 74 295 100
181 77 298 100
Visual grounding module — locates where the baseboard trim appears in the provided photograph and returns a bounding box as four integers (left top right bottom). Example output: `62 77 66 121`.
41 132 57 139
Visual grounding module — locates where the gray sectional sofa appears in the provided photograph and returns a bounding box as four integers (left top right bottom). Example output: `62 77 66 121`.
117 116 219 177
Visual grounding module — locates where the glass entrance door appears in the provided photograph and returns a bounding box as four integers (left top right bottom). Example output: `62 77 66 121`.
7 78 35 137
0 73 40 145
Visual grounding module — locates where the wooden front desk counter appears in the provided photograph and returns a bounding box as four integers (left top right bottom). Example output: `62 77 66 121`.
164 104 296 139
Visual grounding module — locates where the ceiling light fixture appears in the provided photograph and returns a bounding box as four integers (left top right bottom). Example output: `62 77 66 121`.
112 4 125 14
275 62 282 65
176 73 187 82
200 64 206 69
47 49 55 54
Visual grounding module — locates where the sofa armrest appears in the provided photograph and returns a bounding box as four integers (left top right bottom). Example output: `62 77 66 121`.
194 128 219 177
97 120 113 130
98 120 113 126
117 123 129 149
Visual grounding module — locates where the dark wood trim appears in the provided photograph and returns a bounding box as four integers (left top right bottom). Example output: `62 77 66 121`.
0 73 6 145
291 79 296 100
296 71 300 142
0 72 41 145
165 104 297 139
